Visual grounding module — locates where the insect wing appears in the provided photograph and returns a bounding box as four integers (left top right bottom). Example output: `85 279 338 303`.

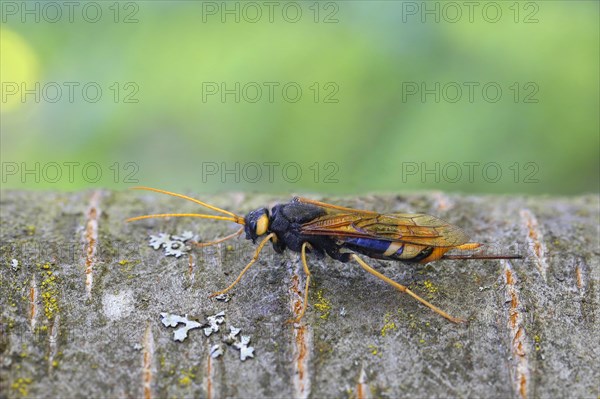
296 197 470 248
293 196 377 214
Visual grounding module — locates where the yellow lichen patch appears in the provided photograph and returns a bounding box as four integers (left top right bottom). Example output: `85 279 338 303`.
11 377 32 396
534 335 542 351
118 259 140 279
367 344 381 356
313 290 331 320
179 369 196 386
179 375 191 386
380 312 398 337
454 341 464 349
368 344 377 355
118 259 140 268
423 280 438 299
19 344 28 358
39 263 59 320
41 288 58 319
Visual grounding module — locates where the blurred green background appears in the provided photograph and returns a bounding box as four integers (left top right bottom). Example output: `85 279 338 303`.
1 1 598 195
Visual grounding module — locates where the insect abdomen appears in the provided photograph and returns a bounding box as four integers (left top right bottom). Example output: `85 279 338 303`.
342 237 433 262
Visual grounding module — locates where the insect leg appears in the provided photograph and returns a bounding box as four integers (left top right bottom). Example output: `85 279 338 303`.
192 226 244 248
286 242 312 325
350 254 466 324
209 233 275 298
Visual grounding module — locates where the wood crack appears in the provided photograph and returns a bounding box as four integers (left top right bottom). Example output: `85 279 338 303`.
29 274 38 331
503 260 530 399
575 257 588 294
205 354 214 399
142 323 154 399
84 191 102 298
356 366 369 399
519 209 548 281
288 257 312 399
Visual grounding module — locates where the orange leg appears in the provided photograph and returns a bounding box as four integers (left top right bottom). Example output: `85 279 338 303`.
351 254 466 324
209 233 275 297
192 226 244 248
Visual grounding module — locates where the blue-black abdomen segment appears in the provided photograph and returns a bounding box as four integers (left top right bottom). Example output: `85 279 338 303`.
344 238 397 253
343 237 404 259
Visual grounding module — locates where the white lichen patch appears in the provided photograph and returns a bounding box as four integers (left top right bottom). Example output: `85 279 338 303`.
203 311 226 337
214 293 232 302
160 310 255 361
160 313 203 342
233 335 255 361
222 326 241 345
210 344 224 358
149 231 199 258
102 291 134 321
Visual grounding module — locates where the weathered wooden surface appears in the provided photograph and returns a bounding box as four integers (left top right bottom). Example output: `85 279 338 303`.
0 190 598 399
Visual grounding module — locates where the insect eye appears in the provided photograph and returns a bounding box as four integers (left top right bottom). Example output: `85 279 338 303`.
255 214 269 236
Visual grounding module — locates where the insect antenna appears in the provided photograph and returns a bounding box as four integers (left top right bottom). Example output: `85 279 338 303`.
127 186 245 225
126 213 241 223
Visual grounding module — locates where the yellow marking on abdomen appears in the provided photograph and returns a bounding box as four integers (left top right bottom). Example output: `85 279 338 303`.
383 242 404 256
